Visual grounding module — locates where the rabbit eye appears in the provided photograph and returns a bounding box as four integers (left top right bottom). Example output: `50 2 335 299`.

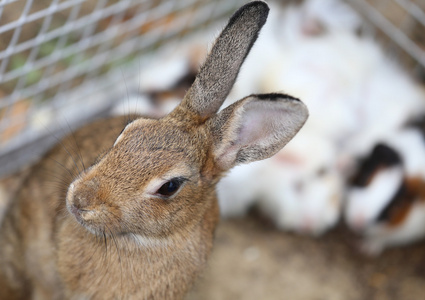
156 178 186 197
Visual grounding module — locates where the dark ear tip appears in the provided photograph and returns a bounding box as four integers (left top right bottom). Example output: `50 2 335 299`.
229 1 270 27
255 93 302 103
244 1 269 12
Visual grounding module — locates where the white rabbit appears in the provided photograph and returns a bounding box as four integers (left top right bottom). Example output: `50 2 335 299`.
218 0 362 235
225 0 361 106
113 39 207 118
260 1 424 237
262 0 424 150
111 93 162 117
265 31 424 144
255 132 344 236
220 0 425 238
345 126 425 255
217 161 264 218
217 131 344 236
111 55 188 118
278 0 362 44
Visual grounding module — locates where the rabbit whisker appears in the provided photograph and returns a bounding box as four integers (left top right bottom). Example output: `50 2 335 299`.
107 226 124 294
64 118 86 172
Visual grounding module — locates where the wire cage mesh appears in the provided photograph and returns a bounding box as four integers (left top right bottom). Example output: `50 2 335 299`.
0 0 424 177
0 0 246 176
349 0 425 79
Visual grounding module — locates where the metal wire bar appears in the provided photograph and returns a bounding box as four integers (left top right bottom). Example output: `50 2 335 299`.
81 0 130 83
0 0 34 77
0 0 239 111
13 0 60 93
5 1 221 100
0 0 135 62
394 0 425 26
0 1 188 84
0 0 20 9
348 0 425 68
0 0 424 177
0 0 202 109
0 0 86 35
40 0 83 102
0 0 242 176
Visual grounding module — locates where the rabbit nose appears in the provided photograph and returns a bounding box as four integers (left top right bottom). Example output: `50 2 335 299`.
69 204 84 220
69 179 99 210
73 187 90 209
299 215 314 234
350 214 367 232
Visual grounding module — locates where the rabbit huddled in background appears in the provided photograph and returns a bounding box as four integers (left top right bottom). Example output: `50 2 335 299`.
0 2 308 299
111 44 204 118
218 131 344 236
345 119 425 255
219 0 425 238
255 132 344 236
217 0 360 235
219 0 361 234
265 5 424 148
217 161 264 219
225 0 362 106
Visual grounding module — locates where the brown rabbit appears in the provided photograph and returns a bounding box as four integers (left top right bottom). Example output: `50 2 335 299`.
0 2 308 299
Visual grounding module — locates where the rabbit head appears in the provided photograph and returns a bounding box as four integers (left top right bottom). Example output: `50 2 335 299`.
345 129 425 255
66 1 308 242
256 132 343 236
345 143 405 232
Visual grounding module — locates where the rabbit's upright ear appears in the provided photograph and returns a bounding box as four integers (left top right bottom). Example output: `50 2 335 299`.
174 1 269 121
207 93 309 170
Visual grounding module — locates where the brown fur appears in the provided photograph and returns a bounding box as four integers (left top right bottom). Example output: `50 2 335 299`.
0 2 308 299
388 177 425 227
0 116 221 300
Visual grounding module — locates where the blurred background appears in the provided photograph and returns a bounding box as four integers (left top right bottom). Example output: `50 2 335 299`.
1 0 425 299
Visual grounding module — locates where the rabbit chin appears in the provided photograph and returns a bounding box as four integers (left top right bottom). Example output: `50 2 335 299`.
66 204 115 236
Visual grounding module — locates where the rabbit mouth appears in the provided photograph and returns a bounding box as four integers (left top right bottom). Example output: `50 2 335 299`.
66 180 122 235
67 204 97 232
68 204 96 225
67 205 168 247
67 203 117 236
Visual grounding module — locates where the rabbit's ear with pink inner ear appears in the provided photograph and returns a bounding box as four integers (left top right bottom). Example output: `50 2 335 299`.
208 93 308 170
170 1 308 170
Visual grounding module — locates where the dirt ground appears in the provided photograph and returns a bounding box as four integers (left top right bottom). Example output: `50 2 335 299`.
2 175 425 300
186 215 425 300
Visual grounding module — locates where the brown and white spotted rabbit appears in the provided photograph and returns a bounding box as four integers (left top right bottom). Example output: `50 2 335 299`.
0 2 308 299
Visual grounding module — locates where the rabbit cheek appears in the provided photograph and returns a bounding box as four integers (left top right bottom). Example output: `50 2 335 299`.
129 183 207 237
133 196 192 236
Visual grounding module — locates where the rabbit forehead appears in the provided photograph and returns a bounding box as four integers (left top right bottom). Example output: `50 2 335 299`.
94 118 206 184
117 117 205 156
